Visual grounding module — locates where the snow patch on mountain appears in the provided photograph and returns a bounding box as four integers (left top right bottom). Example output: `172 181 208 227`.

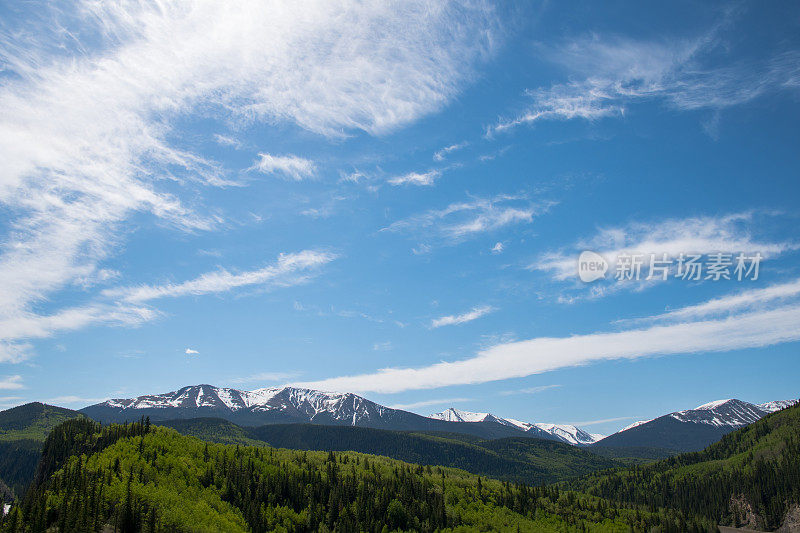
757 399 799 413
694 399 735 410
620 419 651 432
670 399 766 428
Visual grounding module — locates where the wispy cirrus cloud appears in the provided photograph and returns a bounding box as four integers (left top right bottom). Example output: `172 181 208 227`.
499 384 561 396
433 142 468 161
388 170 441 187
622 278 800 325
252 154 316 181
0 0 497 362
0 305 158 363
490 29 800 134
431 305 496 328
384 194 555 245
0 251 335 363
296 291 800 393
567 416 639 427
390 397 473 411
105 250 337 303
534 212 796 288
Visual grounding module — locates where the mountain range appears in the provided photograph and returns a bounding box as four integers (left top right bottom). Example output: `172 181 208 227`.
429 407 604 446
8 396 800 532
79 385 548 440
79 384 797 452
594 397 798 451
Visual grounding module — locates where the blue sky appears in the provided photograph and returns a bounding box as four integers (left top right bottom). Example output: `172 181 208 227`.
1 1 799 435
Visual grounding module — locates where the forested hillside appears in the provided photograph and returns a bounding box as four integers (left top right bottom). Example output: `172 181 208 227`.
1 403 798 531
1 417 703 532
161 417 622 485
0 403 82 496
572 402 800 530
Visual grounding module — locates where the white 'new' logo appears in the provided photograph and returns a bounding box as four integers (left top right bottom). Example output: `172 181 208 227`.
578 251 608 282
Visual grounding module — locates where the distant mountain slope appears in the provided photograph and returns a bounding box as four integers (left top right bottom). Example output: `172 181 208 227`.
595 398 798 452
159 417 621 486
574 401 800 531
0 402 83 496
430 407 603 446
0 402 82 441
80 384 529 439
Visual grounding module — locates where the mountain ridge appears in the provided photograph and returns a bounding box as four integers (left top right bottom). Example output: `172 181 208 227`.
80 384 541 440
429 407 604 446
79 386 797 451
595 397 798 452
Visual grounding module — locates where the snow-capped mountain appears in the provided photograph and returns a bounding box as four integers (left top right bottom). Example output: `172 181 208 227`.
429 408 604 446
596 397 798 452
430 408 515 426
80 385 526 439
757 399 799 413
532 423 606 447
142 385 394 422
669 399 768 427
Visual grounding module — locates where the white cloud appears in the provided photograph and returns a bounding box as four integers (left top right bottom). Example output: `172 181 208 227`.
372 341 393 352
0 250 335 362
44 395 109 406
105 250 337 303
490 31 800 134
630 278 800 324
0 396 24 403
567 416 639 427
340 171 362 183
384 194 554 244
491 242 504 254
433 142 468 161
499 384 561 396
0 0 496 360
252 153 316 181
0 303 157 363
431 305 496 328
0 305 157 343
388 170 441 186
535 212 796 284
296 300 800 393
229 372 296 385
0 375 24 390
185 348 199 355
412 244 433 255
390 397 473 411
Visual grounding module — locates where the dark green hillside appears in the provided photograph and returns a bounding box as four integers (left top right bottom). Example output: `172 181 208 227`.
587 445 677 463
2 418 658 532
0 403 81 441
0 403 82 496
478 437 625 481
572 402 800 530
157 417 264 446
161 418 621 485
